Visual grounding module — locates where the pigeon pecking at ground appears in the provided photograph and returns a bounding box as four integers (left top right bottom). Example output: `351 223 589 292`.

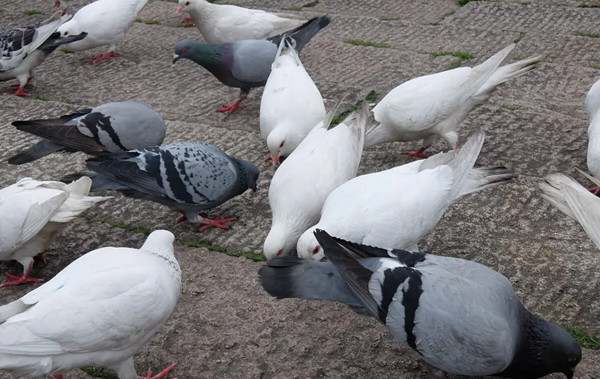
260 37 326 165
0 230 181 379
540 171 600 250
0 14 86 96
57 0 150 64
175 0 305 44
263 103 368 259
261 230 582 378
86 142 259 232
0 177 110 287
296 130 513 260
172 15 330 113
365 43 542 157
8 101 166 165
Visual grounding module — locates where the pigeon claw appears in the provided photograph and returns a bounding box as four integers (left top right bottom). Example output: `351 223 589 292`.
198 216 238 232
0 272 44 288
181 15 194 27
91 51 120 65
217 101 241 113
588 186 600 196
140 363 176 379
402 147 431 159
14 86 30 97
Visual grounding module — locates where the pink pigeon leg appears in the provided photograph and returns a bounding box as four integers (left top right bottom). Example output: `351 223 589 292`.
0 262 43 288
217 99 242 113
198 215 238 232
52 374 65 379
181 15 194 26
14 86 30 97
402 145 431 159
91 51 120 65
141 363 177 379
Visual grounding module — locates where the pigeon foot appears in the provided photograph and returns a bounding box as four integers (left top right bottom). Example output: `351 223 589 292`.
52 374 65 379
141 363 176 379
181 15 194 26
589 186 600 195
0 272 43 288
91 51 120 65
403 146 431 159
14 86 30 97
198 216 238 232
217 100 241 113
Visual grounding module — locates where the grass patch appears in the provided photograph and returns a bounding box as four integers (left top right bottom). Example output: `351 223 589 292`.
331 90 379 126
578 3 600 8
457 0 475 5
106 220 265 262
345 39 390 49
81 367 118 379
136 18 161 25
184 238 264 262
60 48 75 54
567 327 600 350
109 221 153 236
591 63 600 70
432 50 474 60
24 9 42 16
283 0 318 10
380 16 401 21
575 31 600 38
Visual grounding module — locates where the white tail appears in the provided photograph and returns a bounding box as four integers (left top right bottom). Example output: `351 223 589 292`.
476 55 542 98
50 177 111 223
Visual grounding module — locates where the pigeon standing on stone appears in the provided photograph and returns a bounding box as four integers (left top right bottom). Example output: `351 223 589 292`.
8 101 166 165
263 103 368 259
261 230 582 378
176 0 305 43
0 177 110 287
0 14 86 96
172 16 330 113
57 0 149 64
0 230 180 379
366 44 541 157
297 130 513 260
86 142 259 231
541 171 600 249
260 37 326 165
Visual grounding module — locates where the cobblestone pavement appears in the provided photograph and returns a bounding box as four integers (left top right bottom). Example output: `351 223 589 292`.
0 0 600 378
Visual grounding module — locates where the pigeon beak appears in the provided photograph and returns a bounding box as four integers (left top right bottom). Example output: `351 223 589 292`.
176 5 184 14
172 54 180 64
270 153 281 166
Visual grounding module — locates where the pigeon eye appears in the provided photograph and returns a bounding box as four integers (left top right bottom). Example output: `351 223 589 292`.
312 246 320 255
63 31 69 36
185 1 190 5
279 141 284 148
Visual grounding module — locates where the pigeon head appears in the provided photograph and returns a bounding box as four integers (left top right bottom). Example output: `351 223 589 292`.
296 225 323 260
176 0 201 14
236 159 259 192
141 230 176 260
266 127 299 166
57 18 82 40
263 224 298 260
503 314 581 379
173 39 221 66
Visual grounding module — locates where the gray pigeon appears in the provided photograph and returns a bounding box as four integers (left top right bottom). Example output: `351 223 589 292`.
87 142 260 231
260 230 582 378
0 14 86 96
9 101 166 165
172 16 330 113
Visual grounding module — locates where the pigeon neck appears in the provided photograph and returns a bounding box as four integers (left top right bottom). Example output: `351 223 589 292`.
191 44 223 71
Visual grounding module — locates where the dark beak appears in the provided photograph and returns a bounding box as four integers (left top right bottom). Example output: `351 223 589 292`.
172 54 180 64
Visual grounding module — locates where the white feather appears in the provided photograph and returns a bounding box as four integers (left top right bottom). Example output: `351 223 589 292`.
586 79 600 179
179 0 304 44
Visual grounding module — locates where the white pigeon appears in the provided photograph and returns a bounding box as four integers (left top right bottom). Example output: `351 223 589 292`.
176 0 305 44
585 79 600 183
297 130 513 260
0 177 109 287
263 103 368 259
366 44 542 157
57 0 149 64
0 230 181 379
540 171 600 250
260 37 326 165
